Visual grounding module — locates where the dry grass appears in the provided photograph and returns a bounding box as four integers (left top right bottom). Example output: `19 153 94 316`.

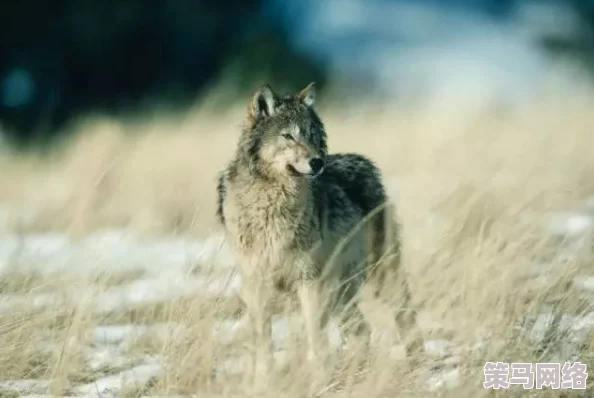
1 84 594 397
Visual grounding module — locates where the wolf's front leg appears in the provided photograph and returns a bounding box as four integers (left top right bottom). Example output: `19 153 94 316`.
242 278 274 383
297 280 329 364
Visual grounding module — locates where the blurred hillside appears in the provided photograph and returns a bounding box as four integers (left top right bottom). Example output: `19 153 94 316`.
2 0 594 147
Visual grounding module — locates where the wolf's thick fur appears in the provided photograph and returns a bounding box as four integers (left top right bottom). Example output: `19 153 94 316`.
216 83 423 376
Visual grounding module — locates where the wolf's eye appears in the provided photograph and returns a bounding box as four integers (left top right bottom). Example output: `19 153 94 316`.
282 133 294 141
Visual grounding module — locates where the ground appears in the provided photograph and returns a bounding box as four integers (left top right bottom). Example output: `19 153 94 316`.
1 92 594 397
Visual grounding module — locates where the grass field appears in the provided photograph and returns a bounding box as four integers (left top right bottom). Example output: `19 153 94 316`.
1 85 594 397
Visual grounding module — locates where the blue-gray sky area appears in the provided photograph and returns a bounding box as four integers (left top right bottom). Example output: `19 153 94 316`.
269 0 589 107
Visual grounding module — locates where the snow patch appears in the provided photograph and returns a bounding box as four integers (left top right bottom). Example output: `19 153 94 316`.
74 363 161 397
0 231 233 277
91 323 186 347
574 275 594 293
425 368 460 391
548 212 594 237
0 272 239 316
0 379 50 395
424 339 454 357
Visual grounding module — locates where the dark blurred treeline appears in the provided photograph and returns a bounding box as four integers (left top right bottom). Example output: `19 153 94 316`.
0 0 328 147
540 1 594 68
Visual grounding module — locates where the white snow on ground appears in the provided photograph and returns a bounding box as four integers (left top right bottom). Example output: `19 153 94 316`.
0 291 57 313
423 339 454 358
92 324 164 345
0 271 241 316
0 231 233 277
424 368 460 392
92 273 239 314
91 323 186 347
574 275 594 293
548 212 594 238
85 348 145 373
0 380 51 395
528 309 557 344
74 363 161 397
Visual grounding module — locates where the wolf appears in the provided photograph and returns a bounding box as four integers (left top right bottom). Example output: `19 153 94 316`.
216 82 424 377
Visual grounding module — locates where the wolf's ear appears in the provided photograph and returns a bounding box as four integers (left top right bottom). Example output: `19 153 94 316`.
248 85 278 121
297 82 316 107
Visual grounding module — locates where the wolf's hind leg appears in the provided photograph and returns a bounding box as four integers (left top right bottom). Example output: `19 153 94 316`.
367 205 425 361
392 274 425 358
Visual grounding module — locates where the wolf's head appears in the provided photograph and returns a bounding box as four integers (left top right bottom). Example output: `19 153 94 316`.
238 83 328 180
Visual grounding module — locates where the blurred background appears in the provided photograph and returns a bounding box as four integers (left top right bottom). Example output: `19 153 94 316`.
3 2 594 396
2 0 594 148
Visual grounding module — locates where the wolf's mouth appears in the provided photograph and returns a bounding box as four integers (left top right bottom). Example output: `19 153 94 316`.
286 164 303 177
286 164 323 178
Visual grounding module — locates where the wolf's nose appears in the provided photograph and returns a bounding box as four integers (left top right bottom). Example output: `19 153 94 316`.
309 157 325 174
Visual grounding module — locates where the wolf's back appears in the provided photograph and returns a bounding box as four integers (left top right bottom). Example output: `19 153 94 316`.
317 153 402 286
317 153 388 216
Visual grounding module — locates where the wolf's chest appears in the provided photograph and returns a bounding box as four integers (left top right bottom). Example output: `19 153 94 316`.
223 192 298 252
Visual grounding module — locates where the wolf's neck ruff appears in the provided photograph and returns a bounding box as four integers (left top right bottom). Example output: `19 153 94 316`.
223 163 319 269
228 156 315 225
